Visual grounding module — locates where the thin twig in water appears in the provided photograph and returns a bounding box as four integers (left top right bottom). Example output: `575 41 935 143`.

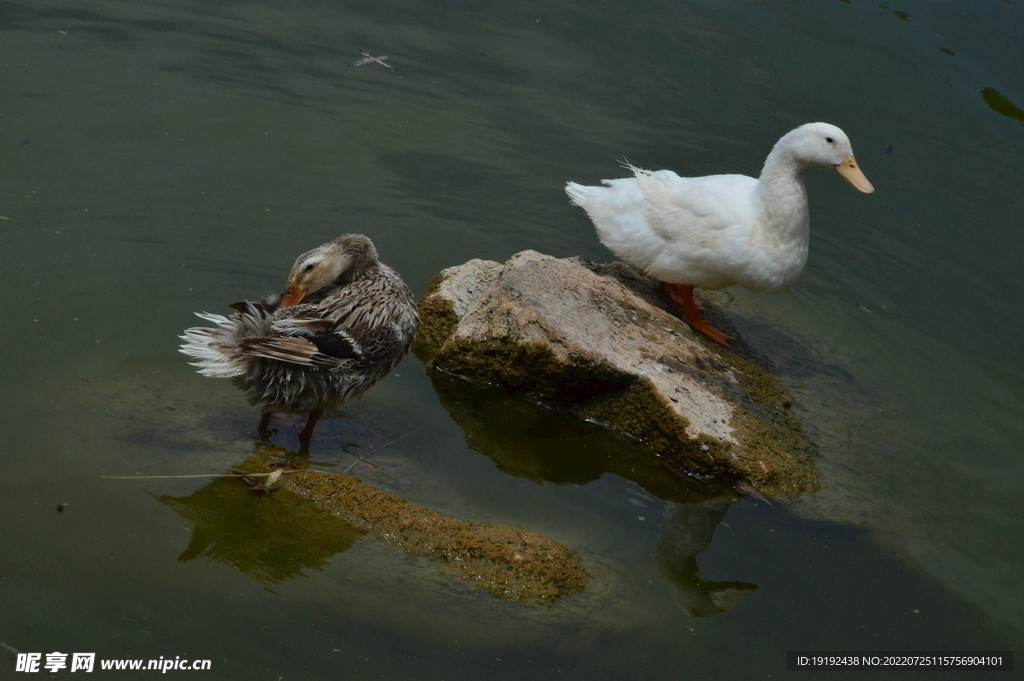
342 428 422 474
101 472 292 480
102 428 422 480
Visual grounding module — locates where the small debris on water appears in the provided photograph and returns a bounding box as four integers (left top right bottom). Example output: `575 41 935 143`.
233 470 280 495
353 51 394 70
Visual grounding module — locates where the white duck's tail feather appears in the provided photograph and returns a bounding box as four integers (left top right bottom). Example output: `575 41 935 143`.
565 181 593 208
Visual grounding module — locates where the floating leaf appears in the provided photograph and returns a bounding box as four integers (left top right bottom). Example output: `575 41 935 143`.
981 87 1024 125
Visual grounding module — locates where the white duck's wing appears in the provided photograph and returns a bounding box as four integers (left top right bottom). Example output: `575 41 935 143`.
631 168 757 244
630 169 761 286
568 167 758 279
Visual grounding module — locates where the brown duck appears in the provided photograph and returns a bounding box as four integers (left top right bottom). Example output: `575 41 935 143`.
180 234 419 440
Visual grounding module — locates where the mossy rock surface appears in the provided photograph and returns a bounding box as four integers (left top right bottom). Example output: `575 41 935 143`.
242 452 590 604
416 251 819 498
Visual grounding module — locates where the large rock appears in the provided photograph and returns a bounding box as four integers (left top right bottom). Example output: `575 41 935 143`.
416 251 818 498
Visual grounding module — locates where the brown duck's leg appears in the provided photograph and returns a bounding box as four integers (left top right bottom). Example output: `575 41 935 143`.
662 282 732 347
298 409 324 441
258 412 273 435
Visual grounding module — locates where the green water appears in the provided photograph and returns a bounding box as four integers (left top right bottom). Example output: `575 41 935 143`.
2 0 1022 678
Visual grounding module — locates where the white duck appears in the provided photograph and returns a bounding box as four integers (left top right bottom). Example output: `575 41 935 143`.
566 122 874 346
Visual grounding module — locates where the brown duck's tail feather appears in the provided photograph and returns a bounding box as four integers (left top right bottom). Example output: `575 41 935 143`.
237 337 338 368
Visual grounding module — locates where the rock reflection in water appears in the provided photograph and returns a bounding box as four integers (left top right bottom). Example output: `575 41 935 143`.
428 370 721 504
430 368 757 616
654 497 756 618
158 471 366 584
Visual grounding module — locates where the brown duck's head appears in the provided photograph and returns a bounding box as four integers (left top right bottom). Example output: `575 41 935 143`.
275 234 380 310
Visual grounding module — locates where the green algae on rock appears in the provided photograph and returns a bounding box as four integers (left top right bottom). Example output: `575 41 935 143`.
416 251 819 498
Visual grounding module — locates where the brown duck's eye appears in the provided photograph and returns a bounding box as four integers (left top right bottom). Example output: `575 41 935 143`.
826 137 834 143
303 263 315 272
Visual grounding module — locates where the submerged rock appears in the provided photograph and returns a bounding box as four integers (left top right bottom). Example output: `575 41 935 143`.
416 251 818 498
239 450 590 604
160 446 589 604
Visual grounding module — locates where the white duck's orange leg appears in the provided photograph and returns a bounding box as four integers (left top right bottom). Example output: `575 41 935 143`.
662 283 732 347
662 282 703 312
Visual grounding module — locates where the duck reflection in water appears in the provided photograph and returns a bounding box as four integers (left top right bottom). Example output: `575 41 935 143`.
654 496 757 618
157 443 365 584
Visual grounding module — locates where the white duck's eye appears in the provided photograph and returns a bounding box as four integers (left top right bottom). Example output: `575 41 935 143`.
303 263 315 272
826 137 834 143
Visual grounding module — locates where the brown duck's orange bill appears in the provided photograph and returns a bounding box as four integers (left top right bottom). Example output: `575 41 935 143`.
275 285 307 310
835 153 874 194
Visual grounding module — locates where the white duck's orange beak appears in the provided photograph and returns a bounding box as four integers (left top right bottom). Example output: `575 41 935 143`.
275 283 307 310
835 153 874 194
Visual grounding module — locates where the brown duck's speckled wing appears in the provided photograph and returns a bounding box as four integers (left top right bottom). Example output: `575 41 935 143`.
230 306 361 369
345 321 415 368
235 335 340 368
316 265 420 364
228 263 416 376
